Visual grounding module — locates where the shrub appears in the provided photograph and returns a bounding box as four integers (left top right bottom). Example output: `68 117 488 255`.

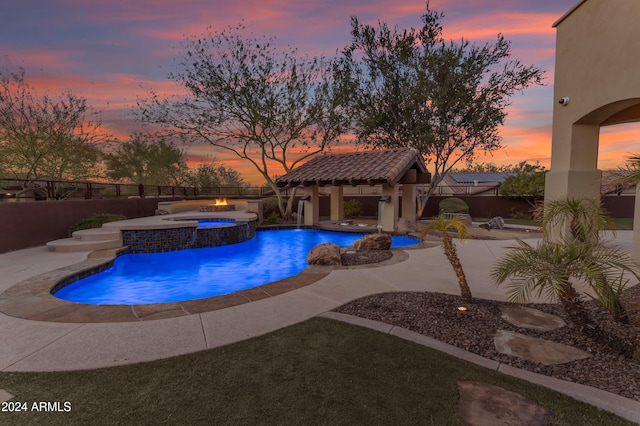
261 197 281 219
510 208 531 221
69 213 126 236
266 211 280 224
343 199 363 219
439 197 469 214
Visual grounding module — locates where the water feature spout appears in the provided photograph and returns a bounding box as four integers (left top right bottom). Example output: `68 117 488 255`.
377 198 388 233
191 228 198 248
377 196 392 232
297 196 310 227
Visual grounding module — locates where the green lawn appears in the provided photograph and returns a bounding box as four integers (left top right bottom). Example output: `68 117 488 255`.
501 217 537 226
499 217 633 230
0 318 633 425
611 217 634 230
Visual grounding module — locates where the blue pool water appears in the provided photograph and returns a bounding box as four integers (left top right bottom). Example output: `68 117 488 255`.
197 219 236 228
54 229 419 305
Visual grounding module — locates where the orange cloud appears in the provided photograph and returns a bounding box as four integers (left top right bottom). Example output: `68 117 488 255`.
599 123 640 169
1 0 600 184
442 11 559 41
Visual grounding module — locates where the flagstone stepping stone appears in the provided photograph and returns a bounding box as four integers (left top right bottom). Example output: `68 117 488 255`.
494 330 591 365
0 389 14 403
456 381 557 426
501 306 566 331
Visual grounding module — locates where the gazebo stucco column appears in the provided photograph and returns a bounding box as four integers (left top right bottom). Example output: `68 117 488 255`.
303 186 319 227
380 184 399 232
329 186 344 222
401 184 417 224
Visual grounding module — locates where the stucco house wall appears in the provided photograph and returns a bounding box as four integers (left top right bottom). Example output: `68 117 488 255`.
546 0 640 200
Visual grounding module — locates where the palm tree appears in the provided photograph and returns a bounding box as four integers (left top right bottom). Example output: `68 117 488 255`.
492 197 640 355
623 153 640 181
492 238 637 327
533 197 613 244
531 197 634 321
421 215 472 304
492 238 638 356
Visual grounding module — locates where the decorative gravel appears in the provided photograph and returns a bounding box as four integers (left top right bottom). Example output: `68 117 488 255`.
334 285 640 402
340 250 393 266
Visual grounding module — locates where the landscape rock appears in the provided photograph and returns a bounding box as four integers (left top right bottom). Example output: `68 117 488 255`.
340 250 394 266
479 216 505 230
394 217 417 234
494 330 591 365
307 243 342 265
456 381 557 426
0 389 14 403
352 233 392 251
502 306 566 331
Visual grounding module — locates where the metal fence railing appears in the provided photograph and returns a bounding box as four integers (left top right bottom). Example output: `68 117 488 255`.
0 177 508 202
0 178 273 202
431 183 501 196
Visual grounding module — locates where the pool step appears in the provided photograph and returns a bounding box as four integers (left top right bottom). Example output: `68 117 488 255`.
47 227 123 252
72 228 121 241
46 237 123 252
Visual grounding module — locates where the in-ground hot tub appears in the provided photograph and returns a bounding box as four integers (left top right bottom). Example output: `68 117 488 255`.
120 217 256 253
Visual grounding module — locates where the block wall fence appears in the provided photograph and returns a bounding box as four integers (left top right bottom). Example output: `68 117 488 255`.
0 197 183 253
0 195 634 253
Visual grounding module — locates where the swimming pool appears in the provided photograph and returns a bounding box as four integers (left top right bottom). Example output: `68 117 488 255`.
54 229 419 305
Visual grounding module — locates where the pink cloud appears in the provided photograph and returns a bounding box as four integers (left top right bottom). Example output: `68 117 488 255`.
599 123 640 169
442 11 559 40
1 0 607 184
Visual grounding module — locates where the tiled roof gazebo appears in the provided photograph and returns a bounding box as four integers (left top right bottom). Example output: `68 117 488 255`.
276 147 430 231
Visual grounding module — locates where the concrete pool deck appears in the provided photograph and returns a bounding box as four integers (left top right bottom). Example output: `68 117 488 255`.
0 230 639 422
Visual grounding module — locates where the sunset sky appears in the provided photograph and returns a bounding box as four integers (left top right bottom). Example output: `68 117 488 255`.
2 0 639 183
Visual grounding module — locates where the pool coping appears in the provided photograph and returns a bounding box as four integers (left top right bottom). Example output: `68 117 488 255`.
0 246 413 323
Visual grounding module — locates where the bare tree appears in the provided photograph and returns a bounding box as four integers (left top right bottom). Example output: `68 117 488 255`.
141 24 349 219
0 67 107 195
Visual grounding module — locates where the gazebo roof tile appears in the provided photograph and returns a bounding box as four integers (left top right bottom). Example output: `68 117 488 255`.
276 148 429 187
